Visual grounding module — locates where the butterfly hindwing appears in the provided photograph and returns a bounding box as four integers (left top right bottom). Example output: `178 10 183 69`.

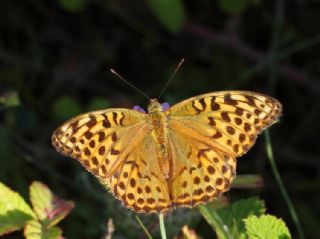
100 131 172 213
168 124 236 207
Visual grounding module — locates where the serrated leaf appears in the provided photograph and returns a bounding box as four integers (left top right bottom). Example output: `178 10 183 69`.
218 0 249 14
24 220 62 239
30 181 74 227
0 182 36 235
52 96 81 120
232 175 264 189
199 197 265 239
244 214 291 239
147 0 186 33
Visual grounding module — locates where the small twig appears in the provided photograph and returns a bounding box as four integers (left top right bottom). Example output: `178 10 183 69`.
104 218 115 239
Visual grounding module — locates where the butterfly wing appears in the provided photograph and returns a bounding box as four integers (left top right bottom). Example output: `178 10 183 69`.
52 109 171 213
167 91 282 207
100 130 172 213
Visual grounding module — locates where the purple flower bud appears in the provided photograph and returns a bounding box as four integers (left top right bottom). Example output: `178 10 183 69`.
133 105 146 113
162 102 170 111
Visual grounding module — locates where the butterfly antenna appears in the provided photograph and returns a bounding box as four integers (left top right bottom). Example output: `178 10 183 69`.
110 69 151 100
157 58 185 100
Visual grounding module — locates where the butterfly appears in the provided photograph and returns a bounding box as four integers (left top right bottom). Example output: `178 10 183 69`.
52 91 282 214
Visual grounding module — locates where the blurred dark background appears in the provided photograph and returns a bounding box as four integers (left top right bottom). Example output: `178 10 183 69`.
1 0 320 238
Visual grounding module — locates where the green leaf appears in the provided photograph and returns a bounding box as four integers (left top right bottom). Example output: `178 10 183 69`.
0 182 36 235
24 220 62 239
199 197 265 239
147 0 186 33
0 91 20 107
218 0 250 14
244 214 291 239
52 96 81 120
30 181 74 227
86 97 111 111
58 0 88 12
232 175 264 189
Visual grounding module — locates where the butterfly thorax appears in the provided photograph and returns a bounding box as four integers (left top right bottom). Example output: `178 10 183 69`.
147 99 171 179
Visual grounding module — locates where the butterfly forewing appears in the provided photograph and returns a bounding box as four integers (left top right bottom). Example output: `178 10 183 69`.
52 109 145 178
169 91 282 156
167 91 282 208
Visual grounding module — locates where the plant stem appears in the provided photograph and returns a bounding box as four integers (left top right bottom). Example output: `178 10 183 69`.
135 215 153 239
159 214 167 239
264 130 305 239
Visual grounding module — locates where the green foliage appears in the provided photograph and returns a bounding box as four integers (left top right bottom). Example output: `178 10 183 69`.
24 220 62 239
198 197 293 239
0 91 20 107
244 214 291 239
29 182 74 228
218 0 252 14
58 0 88 12
0 181 74 238
232 175 263 189
0 182 36 235
147 0 186 33
86 97 111 111
52 96 82 120
198 197 265 239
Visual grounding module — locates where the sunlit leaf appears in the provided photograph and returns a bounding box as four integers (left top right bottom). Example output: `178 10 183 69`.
0 182 36 235
244 214 291 239
24 220 62 239
199 197 265 239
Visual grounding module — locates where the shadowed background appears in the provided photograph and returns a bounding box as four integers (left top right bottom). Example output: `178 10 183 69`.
0 0 320 238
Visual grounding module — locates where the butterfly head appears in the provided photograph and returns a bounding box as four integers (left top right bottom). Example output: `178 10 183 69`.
148 99 162 114
147 99 171 114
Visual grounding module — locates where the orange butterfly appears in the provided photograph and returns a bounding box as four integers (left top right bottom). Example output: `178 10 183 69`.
52 91 282 214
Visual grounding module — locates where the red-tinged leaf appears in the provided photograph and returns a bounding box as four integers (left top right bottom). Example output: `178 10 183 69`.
29 181 74 227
